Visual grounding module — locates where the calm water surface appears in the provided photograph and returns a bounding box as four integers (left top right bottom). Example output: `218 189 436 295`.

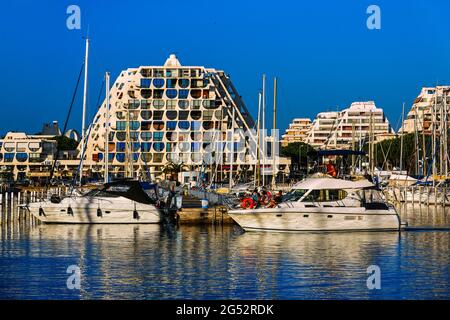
0 204 449 299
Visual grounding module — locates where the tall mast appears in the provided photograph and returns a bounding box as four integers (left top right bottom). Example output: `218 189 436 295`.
229 106 236 189
444 90 448 178
254 92 262 188
271 77 277 189
433 89 437 185
80 36 90 184
414 105 419 176
400 102 405 172
369 111 374 175
262 74 266 187
104 72 110 183
421 109 427 176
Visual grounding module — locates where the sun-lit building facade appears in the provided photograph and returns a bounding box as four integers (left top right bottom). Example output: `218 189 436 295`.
281 118 312 147
81 54 289 182
399 86 450 135
306 101 394 149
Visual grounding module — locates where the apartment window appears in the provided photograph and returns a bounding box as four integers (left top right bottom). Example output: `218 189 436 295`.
178 100 189 109
132 142 140 152
130 121 140 130
141 100 151 109
116 153 125 163
179 90 189 99
141 89 152 99
179 111 189 120
153 78 164 88
167 79 177 88
4 153 14 162
153 100 165 109
4 143 15 152
141 153 152 162
141 142 152 152
153 142 165 152
167 111 178 120
29 153 42 163
140 79 151 88
191 111 202 120
128 99 140 109
167 100 176 110
116 132 126 141
141 132 152 141
191 121 201 131
153 90 164 99
167 121 177 131
16 142 27 152
192 100 201 109
141 110 152 120
16 153 28 162
179 121 190 130
116 142 126 152
166 89 177 99
153 121 164 131
140 69 152 77
166 132 177 141
190 89 202 99
153 153 163 163
116 121 127 131
153 111 164 121
203 110 213 120
179 79 189 88
141 121 152 131
154 132 164 141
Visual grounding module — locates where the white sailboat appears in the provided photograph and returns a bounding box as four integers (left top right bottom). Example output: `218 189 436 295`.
228 176 402 232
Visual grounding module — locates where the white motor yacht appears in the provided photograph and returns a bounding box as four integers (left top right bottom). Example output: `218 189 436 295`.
228 176 402 232
23 180 162 224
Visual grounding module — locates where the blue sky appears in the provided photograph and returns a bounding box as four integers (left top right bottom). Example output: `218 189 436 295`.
1 0 450 136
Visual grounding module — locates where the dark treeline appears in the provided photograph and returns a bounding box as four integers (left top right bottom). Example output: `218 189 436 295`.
372 133 434 174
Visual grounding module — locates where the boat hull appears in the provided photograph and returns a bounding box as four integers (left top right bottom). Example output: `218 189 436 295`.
26 200 161 224
228 207 401 232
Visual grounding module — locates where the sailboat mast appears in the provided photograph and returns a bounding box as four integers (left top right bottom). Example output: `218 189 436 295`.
229 106 236 189
104 72 110 183
262 74 266 187
400 102 405 172
271 77 277 189
433 90 437 185
255 92 262 188
80 37 90 184
444 90 448 178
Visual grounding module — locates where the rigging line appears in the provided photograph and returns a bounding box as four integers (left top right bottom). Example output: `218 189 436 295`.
46 62 85 188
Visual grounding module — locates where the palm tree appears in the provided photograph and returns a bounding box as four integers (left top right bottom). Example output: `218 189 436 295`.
162 161 189 181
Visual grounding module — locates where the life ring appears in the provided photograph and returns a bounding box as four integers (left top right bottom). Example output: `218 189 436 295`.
241 197 255 209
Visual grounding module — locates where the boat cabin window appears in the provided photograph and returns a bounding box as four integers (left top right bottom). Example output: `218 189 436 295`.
282 189 308 202
303 189 348 202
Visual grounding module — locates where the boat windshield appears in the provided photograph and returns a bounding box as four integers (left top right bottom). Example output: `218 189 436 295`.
83 189 120 198
282 189 308 202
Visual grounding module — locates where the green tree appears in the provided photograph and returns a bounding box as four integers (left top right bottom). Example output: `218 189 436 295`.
281 142 316 171
51 136 79 151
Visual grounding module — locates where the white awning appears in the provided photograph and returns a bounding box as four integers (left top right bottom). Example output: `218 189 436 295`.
292 177 374 190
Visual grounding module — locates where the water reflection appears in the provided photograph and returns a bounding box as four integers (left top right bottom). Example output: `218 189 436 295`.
0 222 449 299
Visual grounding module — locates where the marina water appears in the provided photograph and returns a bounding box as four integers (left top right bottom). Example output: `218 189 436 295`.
0 204 449 299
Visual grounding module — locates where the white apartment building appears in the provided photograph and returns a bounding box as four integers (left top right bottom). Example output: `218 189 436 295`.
399 86 450 134
281 118 312 146
306 101 394 149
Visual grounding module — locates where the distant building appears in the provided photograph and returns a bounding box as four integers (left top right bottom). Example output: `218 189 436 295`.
281 118 311 146
0 122 79 181
306 101 394 149
41 121 62 136
399 86 450 135
81 54 290 182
